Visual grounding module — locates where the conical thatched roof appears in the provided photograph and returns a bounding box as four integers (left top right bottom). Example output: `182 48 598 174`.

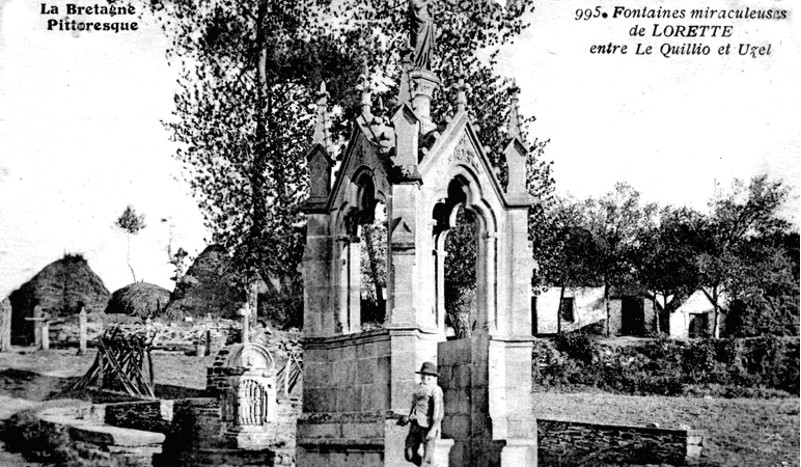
163 245 244 319
10 253 110 317
9 253 110 344
105 282 170 318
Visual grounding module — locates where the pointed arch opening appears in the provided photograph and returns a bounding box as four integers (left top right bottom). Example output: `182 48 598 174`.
334 168 388 334
432 176 495 338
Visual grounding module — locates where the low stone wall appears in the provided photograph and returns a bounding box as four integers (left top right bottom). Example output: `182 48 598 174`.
538 418 704 466
101 397 298 467
37 404 165 467
105 400 174 433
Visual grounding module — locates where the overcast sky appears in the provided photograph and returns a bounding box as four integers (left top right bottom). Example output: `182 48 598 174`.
1 0 798 299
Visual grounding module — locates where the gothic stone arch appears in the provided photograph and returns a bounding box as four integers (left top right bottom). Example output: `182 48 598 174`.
299 86 537 466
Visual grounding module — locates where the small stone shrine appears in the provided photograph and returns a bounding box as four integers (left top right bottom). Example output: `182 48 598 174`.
298 1 537 465
207 308 278 450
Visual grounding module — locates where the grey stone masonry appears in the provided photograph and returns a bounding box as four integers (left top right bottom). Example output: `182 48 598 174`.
105 400 174 433
538 419 705 466
438 335 537 467
298 328 440 467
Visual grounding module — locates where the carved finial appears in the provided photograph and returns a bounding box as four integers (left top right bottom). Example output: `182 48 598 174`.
455 62 467 113
398 39 413 105
313 81 330 146
359 66 372 119
507 79 522 140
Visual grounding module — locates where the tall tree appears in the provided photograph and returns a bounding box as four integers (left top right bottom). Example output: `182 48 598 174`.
444 206 478 338
115 205 146 282
531 195 601 333
580 183 655 336
632 206 704 334
699 175 794 337
144 0 545 322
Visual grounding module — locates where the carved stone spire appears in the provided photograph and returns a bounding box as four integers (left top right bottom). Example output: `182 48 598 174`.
507 80 522 141
455 62 467 113
312 81 330 148
504 79 527 196
397 39 413 105
303 80 334 213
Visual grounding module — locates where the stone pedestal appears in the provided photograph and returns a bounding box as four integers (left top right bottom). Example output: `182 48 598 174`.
409 69 440 135
297 328 440 467
438 334 537 467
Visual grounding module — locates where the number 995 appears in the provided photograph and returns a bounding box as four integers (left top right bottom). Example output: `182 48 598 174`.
575 6 602 20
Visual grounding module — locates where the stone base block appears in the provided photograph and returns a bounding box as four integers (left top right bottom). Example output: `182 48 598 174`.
500 438 537 466
433 438 454 467
225 426 275 450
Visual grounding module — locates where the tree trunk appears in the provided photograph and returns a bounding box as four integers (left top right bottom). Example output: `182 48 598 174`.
247 277 259 325
653 296 660 335
557 285 565 334
248 0 269 279
126 235 137 283
711 286 720 338
363 226 385 312
604 281 610 337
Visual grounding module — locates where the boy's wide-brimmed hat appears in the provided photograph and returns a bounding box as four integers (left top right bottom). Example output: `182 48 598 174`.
416 361 438 377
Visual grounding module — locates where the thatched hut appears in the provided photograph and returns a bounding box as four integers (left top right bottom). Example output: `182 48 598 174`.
105 282 170 318
163 245 244 319
9 253 110 345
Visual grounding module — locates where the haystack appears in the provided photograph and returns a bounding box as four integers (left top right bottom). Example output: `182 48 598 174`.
9 253 110 345
163 245 244 319
105 282 170 318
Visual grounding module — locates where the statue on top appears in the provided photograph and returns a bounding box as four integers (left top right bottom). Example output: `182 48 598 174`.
409 0 435 71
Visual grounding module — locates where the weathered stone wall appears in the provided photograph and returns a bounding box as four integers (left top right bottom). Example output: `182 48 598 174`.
105 400 174 433
297 329 439 467
438 336 537 466
538 418 704 466
303 332 391 414
36 404 166 467
33 397 300 467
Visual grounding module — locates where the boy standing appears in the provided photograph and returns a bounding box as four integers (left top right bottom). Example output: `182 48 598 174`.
399 361 444 466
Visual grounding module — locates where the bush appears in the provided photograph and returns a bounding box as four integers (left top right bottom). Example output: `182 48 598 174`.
555 331 598 364
1 410 76 464
534 335 799 397
259 287 303 329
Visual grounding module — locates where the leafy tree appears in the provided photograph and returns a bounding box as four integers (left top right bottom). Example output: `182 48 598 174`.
699 175 795 337
531 195 601 333
726 232 800 336
143 0 544 323
360 206 388 324
444 206 477 337
632 206 705 334
578 183 656 336
115 205 146 282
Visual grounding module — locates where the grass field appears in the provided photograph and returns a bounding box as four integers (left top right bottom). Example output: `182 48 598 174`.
533 391 800 467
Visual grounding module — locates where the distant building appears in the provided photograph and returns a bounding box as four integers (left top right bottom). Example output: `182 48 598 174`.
668 289 727 339
533 286 725 338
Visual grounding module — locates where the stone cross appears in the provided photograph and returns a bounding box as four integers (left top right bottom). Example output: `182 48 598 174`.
41 320 50 350
0 298 11 352
78 307 88 356
33 305 43 348
238 306 250 345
